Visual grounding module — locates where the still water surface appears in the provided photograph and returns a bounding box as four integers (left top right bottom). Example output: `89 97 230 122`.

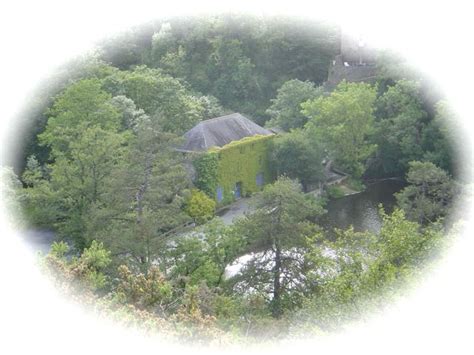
320 178 406 235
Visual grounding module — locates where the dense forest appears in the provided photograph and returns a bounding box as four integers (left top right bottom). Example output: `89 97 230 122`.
3 15 467 344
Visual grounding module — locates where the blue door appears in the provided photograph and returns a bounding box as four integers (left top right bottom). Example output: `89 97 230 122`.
234 182 242 199
256 172 264 187
216 186 224 203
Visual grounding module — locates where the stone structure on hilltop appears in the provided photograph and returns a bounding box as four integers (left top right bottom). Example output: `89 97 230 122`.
326 31 377 89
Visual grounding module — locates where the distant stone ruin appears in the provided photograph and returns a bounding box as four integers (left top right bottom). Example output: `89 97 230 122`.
325 31 377 89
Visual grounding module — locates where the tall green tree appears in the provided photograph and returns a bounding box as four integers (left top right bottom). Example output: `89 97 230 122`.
23 126 127 248
270 129 325 191
421 100 463 177
298 207 445 330
373 79 428 175
265 79 323 131
395 161 455 224
207 37 259 113
303 81 377 178
39 79 122 157
231 177 324 318
103 66 206 134
85 120 192 272
167 219 244 288
23 79 128 248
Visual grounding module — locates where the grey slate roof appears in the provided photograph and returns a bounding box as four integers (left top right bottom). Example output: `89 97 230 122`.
178 113 273 152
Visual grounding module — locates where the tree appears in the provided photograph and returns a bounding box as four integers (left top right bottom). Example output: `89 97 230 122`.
103 66 206 134
23 126 128 248
231 177 325 318
422 100 464 177
297 207 445 330
197 95 228 120
38 79 122 156
109 95 150 131
115 264 173 312
185 189 216 225
21 78 130 248
207 37 259 112
302 81 377 178
265 79 323 131
45 240 112 292
0 166 25 227
395 161 455 224
85 119 192 272
167 219 244 289
373 79 428 175
270 129 324 191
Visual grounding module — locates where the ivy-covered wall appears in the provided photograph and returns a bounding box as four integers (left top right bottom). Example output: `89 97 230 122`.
193 152 219 198
193 134 275 205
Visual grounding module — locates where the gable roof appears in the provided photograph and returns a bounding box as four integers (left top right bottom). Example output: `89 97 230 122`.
178 113 273 152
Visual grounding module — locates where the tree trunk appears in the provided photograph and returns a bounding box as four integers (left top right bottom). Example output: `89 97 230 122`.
272 243 282 318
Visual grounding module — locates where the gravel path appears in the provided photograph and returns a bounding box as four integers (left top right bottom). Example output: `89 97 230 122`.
217 198 254 225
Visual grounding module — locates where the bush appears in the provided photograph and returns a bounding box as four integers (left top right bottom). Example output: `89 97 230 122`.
346 178 365 192
185 189 216 224
326 185 345 198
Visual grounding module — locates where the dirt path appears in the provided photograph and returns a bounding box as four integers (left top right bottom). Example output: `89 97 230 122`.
216 198 254 225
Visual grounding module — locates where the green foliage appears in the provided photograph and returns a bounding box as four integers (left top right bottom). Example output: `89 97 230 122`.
102 66 206 134
270 129 324 191
373 79 428 175
185 189 216 224
17 15 460 342
0 166 25 227
81 240 112 270
377 208 441 266
208 37 259 112
50 241 69 258
85 120 192 272
232 177 325 318
198 95 228 120
395 161 455 224
295 207 445 331
140 16 338 123
168 219 244 289
22 155 45 187
265 79 323 131
39 79 121 156
422 100 462 177
345 177 365 192
109 95 150 131
115 265 173 311
303 81 377 178
212 134 275 204
44 239 112 292
23 125 128 248
193 152 219 198
326 185 345 198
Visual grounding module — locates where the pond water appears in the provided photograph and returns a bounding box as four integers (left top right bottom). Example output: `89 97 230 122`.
319 178 406 235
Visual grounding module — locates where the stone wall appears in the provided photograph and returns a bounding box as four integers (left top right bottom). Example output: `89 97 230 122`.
325 54 377 89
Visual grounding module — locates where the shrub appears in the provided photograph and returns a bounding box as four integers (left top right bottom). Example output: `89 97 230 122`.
185 189 216 224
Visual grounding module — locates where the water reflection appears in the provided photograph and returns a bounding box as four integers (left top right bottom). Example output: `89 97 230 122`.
320 179 406 235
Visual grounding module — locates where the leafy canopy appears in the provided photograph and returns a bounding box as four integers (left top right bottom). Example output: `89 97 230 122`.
303 81 377 178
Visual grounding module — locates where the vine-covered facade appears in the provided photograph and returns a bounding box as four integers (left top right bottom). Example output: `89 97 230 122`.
211 135 274 204
179 113 275 205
